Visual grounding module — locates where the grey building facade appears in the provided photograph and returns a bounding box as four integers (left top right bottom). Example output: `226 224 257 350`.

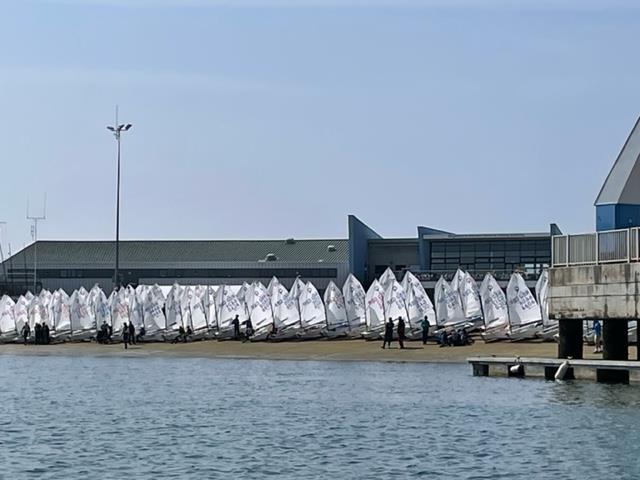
0 215 554 295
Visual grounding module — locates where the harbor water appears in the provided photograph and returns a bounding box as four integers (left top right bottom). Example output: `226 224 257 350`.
1 355 639 479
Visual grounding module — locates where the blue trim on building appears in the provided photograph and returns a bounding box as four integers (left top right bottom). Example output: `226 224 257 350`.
348 215 382 283
596 204 640 231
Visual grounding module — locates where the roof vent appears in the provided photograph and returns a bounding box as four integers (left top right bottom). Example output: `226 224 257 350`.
265 253 278 262
285 238 296 244
327 245 336 252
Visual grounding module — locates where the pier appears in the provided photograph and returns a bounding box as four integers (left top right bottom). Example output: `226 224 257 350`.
468 356 640 383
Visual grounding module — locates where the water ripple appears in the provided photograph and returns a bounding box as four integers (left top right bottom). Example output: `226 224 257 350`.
0 356 640 479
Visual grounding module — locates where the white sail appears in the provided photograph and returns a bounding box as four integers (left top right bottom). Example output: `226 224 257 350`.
324 281 348 330
450 269 465 297
535 270 552 326
342 274 366 333
271 283 300 331
479 273 509 329
204 285 217 330
365 279 386 331
384 279 408 325
299 281 326 329
28 295 47 328
379 267 397 290
14 296 29 333
403 271 436 329
89 285 111 329
267 276 281 297
0 295 16 336
165 284 184 332
143 285 166 333
434 276 465 326
216 285 248 331
289 278 305 302
460 272 483 320
246 282 274 334
506 273 542 327
53 289 71 333
111 288 130 333
180 286 194 330
128 285 145 329
188 286 208 331
38 290 53 327
70 288 95 332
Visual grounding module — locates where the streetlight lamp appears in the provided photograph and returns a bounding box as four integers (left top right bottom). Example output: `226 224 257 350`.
107 107 132 290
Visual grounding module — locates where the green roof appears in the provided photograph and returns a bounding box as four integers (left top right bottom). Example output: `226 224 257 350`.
5 239 349 268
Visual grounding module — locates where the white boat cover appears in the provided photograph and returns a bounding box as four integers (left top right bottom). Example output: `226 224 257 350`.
365 279 386 331
479 273 509 329
324 281 348 330
271 283 300 331
379 267 397 290
403 271 436 329
299 281 326 329
434 276 465 326
342 274 366 332
0 295 16 336
506 273 542 327
245 282 274 333
143 285 166 333
535 270 553 326
384 279 408 324
460 272 483 320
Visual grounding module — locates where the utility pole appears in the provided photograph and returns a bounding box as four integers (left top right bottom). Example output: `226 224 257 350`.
27 195 46 293
107 106 132 290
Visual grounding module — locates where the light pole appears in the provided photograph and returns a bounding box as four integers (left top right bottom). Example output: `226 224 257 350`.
27 196 46 293
107 106 132 290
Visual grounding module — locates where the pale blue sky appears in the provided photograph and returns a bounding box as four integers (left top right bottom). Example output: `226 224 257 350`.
1 0 640 253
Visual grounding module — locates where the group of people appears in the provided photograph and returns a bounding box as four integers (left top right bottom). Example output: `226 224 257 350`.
96 320 145 349
231 315 255 342
436 327 473 347
170 325 193 344
381 315 434 349
20 322 51 345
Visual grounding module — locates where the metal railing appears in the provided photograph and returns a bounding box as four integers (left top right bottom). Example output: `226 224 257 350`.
552 227 640 267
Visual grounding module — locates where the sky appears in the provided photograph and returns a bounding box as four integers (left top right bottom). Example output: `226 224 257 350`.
1 0 640 253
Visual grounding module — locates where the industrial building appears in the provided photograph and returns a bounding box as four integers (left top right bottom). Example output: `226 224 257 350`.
0 215 554 295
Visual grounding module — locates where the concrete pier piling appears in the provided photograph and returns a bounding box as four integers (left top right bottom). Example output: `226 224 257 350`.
599 320 629 383
557 319 583 359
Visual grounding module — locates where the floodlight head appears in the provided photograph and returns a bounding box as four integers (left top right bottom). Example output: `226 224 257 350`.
124 124 132 131
107 126 115 132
